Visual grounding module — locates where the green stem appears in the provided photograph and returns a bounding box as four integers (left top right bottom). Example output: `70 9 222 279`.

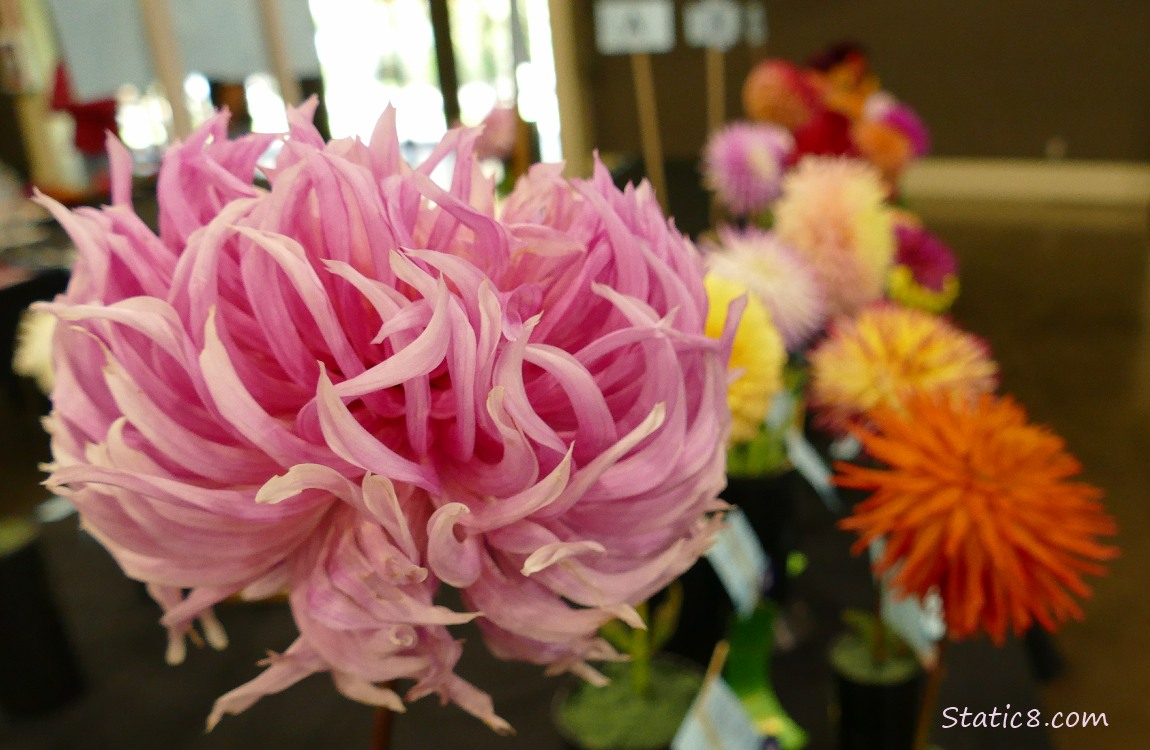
872 600 888 666
631 601 652 698
912 640 948 750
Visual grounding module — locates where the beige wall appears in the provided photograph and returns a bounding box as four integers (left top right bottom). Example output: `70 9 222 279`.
574 1 1150 162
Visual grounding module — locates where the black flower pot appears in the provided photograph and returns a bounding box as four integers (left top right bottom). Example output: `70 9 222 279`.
829 633 922 750
724 470 801 604
663 471 800 668
661 554 731 668
0 518 86 717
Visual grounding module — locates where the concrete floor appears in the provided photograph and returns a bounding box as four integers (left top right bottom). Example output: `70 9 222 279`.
1 199 1147 748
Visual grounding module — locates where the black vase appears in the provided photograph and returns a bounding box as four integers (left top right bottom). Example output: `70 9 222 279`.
661 552 731 667
829 636 922 750
0 524 86 717
663 471 799 667
724 470 801 604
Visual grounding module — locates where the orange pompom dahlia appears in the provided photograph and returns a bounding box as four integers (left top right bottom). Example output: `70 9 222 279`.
836 394 1117 644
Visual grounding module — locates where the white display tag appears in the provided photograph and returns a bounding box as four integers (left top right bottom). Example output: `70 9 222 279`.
745 1 768 47
785 428 843 513
764 389 795 431
673 675 764 750
868 539 945 665
594 0 677 55
684 0 742 51
706 507 769 617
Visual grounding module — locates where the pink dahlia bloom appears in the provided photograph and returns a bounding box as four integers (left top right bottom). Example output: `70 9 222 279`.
38 103 732 731
474 105 519 162
702 122 794 217
703 226 827 351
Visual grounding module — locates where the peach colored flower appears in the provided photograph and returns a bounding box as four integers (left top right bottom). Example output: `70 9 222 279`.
772 157 895 318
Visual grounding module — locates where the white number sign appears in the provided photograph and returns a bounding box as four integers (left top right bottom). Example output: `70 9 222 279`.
594 0 677 55
745 1 768 47
684 0 742 51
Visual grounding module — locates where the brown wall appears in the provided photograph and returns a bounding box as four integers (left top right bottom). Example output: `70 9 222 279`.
577 1 1150 161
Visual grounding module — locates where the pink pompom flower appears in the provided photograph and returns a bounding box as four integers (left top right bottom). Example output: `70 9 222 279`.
38 102 733 732
702 122 794 217
703 226 827 351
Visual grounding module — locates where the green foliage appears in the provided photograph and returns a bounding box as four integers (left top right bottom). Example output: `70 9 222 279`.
595 583 684 699
599 619 633 654
753 208 776 230
726 362 808 479
833 610 920 685
841 609 912 661
727 420 789 477
556 659 702 750
0 516 37 555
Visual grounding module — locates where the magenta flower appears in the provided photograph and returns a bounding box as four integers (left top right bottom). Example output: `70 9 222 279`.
864 92 931 158
702 122 794 216
39 103 732 731
894 218 958 292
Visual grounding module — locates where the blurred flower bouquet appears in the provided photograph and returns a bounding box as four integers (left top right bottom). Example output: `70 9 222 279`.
742 42 930 196
693 37 1117 750
807 299 1116 749
36 102 737 738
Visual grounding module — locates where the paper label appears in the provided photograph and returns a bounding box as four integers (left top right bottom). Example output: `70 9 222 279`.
764 390 794 431
745 2 768 47
828 434 862 461
785 428 843 513
673 675 764 750
684 0 742 51
868 539 945 664
706 507 769 617
594 0 677 55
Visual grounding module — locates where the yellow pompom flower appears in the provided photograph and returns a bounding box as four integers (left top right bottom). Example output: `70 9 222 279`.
705 274 787 444
809 304 997 431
